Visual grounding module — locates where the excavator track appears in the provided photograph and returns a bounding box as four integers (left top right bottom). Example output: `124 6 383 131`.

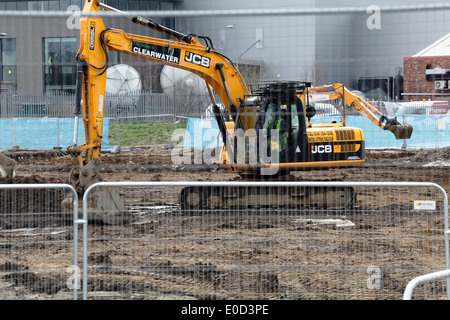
179 185 355 211
3 149 66 162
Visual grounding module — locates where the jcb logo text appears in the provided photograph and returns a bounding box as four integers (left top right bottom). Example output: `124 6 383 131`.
185 51 210 68
311 145 333 154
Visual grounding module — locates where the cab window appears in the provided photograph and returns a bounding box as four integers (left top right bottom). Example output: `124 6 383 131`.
290 102 299 144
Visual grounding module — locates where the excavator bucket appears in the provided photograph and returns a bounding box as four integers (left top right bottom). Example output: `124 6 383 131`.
388 124 413 140
61 187 131 225
62 159 132 225
382 117 413 140
0 153 16 178
84 186 131 225
80 160 132 224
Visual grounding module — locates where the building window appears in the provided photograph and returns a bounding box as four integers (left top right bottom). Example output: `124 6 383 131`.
1 38 17 90
160 2 175 31
0 0 175 12
426 64 433 81
0 1 84 11
5 2 17 10
44 37 77 93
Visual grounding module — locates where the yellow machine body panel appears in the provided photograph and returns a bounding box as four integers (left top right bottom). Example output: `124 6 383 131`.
218 125 365 173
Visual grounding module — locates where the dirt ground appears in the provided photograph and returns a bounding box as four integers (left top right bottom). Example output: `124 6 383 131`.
0 146 450 300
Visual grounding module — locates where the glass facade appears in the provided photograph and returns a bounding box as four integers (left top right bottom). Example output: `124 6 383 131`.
0 1 175 12
102 1 176 33
43 37 77 93
0 1 82 10
1 38 17 90
102 1 175 31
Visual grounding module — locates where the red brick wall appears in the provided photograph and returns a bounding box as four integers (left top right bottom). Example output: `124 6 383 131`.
403 56 450 101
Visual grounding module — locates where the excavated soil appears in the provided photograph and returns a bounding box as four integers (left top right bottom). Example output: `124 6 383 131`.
0 146 450 300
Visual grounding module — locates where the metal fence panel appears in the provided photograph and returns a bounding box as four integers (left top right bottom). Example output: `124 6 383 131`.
1 90 448 121
0 91 214 121
80 181 449 300
0 184 78 300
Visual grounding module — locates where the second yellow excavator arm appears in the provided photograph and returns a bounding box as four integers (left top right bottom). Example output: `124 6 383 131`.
302 83 413 139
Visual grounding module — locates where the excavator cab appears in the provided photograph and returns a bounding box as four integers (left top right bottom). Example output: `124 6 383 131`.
224 81 310 172
218 81 368 175
183 83 358 210
260 93 308 165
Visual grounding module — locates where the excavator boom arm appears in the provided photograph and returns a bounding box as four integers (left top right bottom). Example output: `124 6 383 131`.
72 0 251 164
103 28 250 115
304 83 413 139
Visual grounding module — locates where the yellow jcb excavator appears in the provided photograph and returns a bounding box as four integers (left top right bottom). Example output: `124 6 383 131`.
5 0 413 223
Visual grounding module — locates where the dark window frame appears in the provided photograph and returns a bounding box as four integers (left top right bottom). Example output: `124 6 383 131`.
0 38 17 90
43 37 77 93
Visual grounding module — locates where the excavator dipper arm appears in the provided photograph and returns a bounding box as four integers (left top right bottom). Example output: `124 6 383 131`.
304 83 413 139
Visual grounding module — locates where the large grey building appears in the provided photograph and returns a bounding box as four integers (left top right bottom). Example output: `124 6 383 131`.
0 0 179 94
176 0 450 98
1 0 449 99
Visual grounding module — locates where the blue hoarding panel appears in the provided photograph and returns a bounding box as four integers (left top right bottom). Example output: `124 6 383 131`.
182 116 450 149
0 118 111 150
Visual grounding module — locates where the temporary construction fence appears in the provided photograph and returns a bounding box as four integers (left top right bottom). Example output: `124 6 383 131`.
1 90 448 122
75 181 450 300
0 91 213 150
0 181 448 300
0 183 78 300
1 180 446 300
0 90 213 121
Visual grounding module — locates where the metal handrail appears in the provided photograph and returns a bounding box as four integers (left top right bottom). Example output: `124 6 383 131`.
404 269 450 300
